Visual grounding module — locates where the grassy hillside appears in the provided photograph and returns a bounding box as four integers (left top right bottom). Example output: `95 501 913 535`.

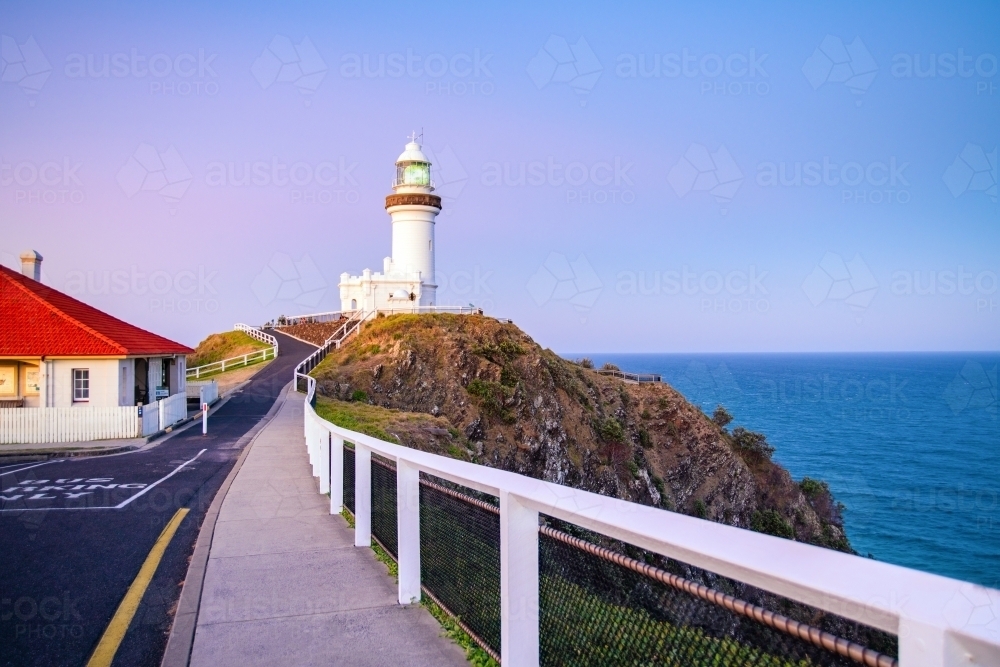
187 331 271 368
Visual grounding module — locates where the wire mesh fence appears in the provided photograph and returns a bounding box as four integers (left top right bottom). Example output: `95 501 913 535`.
538 517 896 667
420 474 502 657
371 454 398 557
339 441 897 667
343 445 355 513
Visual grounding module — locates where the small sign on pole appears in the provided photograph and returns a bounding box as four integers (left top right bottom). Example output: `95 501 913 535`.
202 403 208 434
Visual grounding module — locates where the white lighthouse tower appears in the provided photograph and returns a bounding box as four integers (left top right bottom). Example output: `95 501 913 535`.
339 135 443 312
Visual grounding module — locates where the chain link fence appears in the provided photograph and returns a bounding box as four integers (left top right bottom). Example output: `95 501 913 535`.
339 443 897 667
371 454 398 557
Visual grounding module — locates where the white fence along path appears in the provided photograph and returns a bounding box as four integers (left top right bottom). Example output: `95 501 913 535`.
295 372 1000 667
187 324 279 380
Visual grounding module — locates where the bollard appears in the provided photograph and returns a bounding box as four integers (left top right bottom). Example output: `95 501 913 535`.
202 403 208 434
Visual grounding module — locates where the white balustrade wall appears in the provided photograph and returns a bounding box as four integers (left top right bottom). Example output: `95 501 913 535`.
296 372 1000 667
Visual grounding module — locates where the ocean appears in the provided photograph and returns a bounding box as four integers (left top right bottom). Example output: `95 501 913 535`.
575 352 999 589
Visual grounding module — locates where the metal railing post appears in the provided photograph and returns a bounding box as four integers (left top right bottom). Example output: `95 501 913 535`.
330 435 343 515
396 459 421 605
354 443 372 548
500 490 540 666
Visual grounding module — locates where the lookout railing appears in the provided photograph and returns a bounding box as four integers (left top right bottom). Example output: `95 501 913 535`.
596 368 662 383
295 373 1000 667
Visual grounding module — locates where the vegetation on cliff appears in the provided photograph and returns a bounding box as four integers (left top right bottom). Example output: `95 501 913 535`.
310 313 851 552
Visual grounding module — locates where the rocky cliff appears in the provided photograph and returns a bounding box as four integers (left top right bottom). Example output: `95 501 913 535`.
310 313 850 552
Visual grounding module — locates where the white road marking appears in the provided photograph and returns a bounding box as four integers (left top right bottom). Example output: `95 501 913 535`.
0 450 207 512
0 460 63 476
114 449 206 509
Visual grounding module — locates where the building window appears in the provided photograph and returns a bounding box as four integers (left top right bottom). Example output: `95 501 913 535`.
73 369 90 402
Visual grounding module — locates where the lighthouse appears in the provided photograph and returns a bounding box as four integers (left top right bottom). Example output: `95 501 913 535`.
339 135 443 312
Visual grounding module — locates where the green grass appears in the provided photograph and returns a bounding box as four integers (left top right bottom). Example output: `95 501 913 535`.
187 330 271 367
314 395 399 443
340 507 499 667
540 575 812 666
185 353 272 380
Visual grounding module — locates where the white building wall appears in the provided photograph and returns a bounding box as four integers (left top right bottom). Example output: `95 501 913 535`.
48 358 121 408
339 270 426 313
389 207 436 281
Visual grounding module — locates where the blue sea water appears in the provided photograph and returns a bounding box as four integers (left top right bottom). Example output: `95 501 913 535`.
574 353 999 589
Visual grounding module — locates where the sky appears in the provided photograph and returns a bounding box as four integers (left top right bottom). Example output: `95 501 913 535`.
1 0 998 352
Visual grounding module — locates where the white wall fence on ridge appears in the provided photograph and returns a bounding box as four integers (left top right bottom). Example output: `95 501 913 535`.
295 371 1000 667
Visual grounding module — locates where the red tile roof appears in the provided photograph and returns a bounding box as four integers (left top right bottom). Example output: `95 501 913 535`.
0 264 193 357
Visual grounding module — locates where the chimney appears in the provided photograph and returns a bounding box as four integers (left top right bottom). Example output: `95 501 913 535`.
19 250 42 281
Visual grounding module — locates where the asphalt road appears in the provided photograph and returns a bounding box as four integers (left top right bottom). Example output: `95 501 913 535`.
0 331 315 667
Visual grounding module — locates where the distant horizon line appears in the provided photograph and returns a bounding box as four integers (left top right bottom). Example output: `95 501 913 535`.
558 350 1000 356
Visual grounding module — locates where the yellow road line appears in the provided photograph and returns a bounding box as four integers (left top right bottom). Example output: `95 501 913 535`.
86 507 190 667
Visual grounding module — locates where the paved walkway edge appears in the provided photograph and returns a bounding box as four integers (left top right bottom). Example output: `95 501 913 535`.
160 381 294 667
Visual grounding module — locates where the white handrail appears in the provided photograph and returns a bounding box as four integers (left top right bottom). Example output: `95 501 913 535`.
235 322 279 348
296 372 1000 666
596 369 662 383
187 324 279 379
291 310 367 384
271 310 345 325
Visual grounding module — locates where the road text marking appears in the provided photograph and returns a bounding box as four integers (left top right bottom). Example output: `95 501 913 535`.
0 450 207 512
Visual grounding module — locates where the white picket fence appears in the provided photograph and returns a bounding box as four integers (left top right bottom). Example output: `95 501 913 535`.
1 406 140 444
140 403 159 437
187 380 219 407
199 381 218 406
158 392 187 430
0 393 192 444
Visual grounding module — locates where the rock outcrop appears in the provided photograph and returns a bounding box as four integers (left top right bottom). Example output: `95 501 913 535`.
312 313 850 552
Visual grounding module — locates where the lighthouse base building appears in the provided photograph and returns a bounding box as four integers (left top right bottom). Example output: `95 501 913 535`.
339 138 441 313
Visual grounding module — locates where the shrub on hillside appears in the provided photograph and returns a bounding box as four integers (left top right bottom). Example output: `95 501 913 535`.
730 427 775 464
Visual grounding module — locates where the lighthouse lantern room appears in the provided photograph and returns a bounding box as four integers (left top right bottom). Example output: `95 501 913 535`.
339 135 443 313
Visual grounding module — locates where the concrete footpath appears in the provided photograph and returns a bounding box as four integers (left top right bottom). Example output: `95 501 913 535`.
187 388 468 666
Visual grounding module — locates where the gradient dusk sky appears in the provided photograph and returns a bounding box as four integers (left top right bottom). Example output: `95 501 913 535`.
1 1 998 352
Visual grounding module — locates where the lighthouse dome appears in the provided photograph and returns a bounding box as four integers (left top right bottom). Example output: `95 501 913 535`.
393 137 434 190
396 141 430 164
